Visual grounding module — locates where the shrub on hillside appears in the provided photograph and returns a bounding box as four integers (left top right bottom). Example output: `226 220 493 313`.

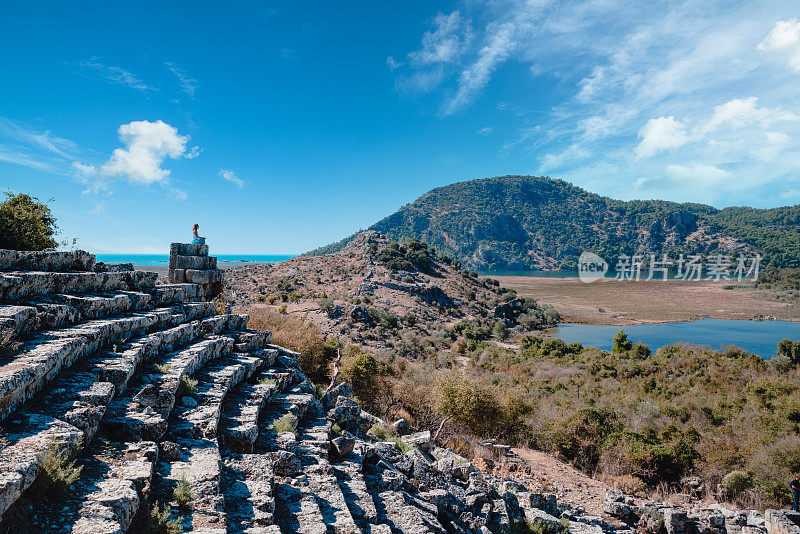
722 470 753 498
342 347 389 406
434 372 507 436
248 307 337 383
0 192 59 250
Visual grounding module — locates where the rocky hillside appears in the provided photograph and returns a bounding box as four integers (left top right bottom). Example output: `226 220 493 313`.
225 231 559 352
307 176 800 271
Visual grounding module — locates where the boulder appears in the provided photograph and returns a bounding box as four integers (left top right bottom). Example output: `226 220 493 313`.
266 450 302 477
401 430 432 452
330 435 355 457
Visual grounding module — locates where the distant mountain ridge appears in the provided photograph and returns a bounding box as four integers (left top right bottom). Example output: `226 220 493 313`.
308 176 800 271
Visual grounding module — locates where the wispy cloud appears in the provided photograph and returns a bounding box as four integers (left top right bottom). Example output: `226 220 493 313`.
71 58 155 91
396 1 800 206
165 62 198 97
219 168 244 188
0 118 85 175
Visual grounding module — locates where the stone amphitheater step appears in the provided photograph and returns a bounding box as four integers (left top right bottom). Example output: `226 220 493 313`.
333 460 380 527
167 351 268 441
153 350 271 532
0 249 96 273
102 334 237 441
0 270 158 301
0 290 153 338
221 454 276 531
304 463 359 534
273 482 328 534
375 490 447 534
0 413 84 518
0 305 216 421
22 440 157 533
219 357 281 454
0 309 227 519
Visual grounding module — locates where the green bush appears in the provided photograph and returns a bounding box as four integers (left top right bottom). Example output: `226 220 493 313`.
36 440 83 495
273 414 297 435
343 348 388 406
0 192 59 250
145 501 182 534
722 470 753 497
177 375 198 397
318 297 335 317
613 330 633 353
173 475 193 509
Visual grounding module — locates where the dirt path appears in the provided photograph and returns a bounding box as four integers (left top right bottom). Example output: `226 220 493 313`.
511 448 616 517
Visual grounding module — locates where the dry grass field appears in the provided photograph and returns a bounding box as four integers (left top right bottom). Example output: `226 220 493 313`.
496 276 800 325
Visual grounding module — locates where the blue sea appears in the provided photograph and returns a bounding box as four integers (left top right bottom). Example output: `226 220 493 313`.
96 254 294 266
551 318 800 359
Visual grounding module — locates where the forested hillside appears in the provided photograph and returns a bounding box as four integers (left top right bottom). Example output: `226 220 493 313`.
308 176 799 271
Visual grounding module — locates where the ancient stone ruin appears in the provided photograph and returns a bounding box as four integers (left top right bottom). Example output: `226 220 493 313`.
0 246 799 533
168 242 224 301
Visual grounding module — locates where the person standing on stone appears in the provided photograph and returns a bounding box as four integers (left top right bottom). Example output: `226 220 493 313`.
192 223 206 245
791 474 800 511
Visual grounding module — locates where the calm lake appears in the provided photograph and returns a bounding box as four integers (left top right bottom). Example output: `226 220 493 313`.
551 318 800 359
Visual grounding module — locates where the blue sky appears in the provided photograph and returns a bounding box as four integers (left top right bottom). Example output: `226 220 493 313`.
2 1 800 254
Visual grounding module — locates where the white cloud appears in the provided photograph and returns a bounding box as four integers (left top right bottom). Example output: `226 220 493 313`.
752 131 791 161
0 118 85 175
72 58 155 91
74 120 196 191
409 11 469 66
386 56 402 71
477 126 494 135
165 62 198 97
219 168 244 187
704 97 798 131
758 19 800 72
635 116 688 159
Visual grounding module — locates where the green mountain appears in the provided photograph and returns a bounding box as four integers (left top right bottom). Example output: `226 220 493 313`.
308 175 800 271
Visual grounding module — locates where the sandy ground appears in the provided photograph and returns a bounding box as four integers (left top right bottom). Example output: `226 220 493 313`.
497 276 800 325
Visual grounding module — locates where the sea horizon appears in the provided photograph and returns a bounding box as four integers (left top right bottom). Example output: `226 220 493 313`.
96 253 296 265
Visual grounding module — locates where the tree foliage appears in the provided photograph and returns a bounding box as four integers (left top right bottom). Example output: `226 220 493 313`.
0 192 59 251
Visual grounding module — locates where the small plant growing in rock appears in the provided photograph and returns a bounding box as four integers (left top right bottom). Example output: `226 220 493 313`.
331 423 342 436
273 414 297 435
152 363 171 374
258 377 277 386
173 474 194 509
145 501 182 534
177 375 198 397
313 383 325 399
278 304 287 314
36 439 83 495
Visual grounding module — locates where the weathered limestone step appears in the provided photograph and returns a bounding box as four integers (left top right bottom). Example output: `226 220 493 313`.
295 415 330 464
233 330 271 352
219 355 282 453
102 335 235 441
273 482 327 534
149 283 205 305
255 387 319 453
0 249 95 273
221 454 276 531
0 270 157 301
154 437 227 532
86 308 219 394
375 490 447 534
171 242 210 257
0 309 173 420
334 460 379 527
305 463 359 534
0 413 84 517
23 441 157 533
15 290 154 336
168 352 266 440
